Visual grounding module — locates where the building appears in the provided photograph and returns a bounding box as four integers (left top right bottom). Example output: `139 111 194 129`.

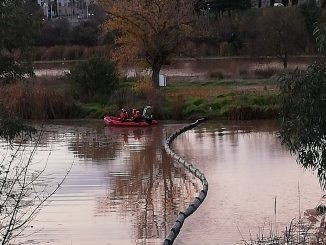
56 0 91 18
251 0 321 7
37 0 93 19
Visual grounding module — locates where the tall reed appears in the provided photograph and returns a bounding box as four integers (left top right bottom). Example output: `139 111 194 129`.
0 82 78 119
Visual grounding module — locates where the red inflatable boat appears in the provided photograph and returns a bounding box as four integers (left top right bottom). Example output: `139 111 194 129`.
104 116 158 127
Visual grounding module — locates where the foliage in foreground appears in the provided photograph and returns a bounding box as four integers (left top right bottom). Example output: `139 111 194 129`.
0 118 36 143
0 138 68 244
279 62 326 189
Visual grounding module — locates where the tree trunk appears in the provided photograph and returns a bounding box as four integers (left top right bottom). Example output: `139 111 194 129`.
151 65 161 87
322 0 326 8
282 0 289 6
291 0 298 5
283 59 288 69
283 52 288 69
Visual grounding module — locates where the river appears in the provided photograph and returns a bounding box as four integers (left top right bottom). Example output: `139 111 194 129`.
2 120 323 245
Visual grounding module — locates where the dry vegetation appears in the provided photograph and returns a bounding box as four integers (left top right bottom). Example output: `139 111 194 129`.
0 82 77 119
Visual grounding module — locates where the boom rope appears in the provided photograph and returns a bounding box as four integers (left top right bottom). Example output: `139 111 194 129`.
162 118 208 245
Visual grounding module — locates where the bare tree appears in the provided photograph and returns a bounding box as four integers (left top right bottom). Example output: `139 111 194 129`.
0 132 69 245
240 8 308 68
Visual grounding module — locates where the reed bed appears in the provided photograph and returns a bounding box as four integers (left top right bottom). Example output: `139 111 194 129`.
243 195 326 245
244 217 326 245
225 105 279 120
0 82 78 119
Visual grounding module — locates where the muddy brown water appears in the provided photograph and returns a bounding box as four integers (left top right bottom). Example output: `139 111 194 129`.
34 56 322 79
3 120 323 245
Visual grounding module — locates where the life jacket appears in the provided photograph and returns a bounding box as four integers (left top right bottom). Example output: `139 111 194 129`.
133 110 142 122
120 111 128 121
132 109 137 118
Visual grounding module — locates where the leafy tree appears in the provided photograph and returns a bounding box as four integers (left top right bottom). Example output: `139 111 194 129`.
279 63 326 188
315 22 326 53
0 0 43 82
280 20 326 189
68 57 119 99
300 0 321 41
35 19 71 46
71 21 99 46
241 8 307 68
101 0 194 86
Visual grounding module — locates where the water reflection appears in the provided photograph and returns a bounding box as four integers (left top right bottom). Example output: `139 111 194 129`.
4 120 323 245
18 122 199 245
173 121 323 245
88 126 200 240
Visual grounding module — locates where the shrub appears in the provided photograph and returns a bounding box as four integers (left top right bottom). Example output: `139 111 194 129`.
169 95 186 120
103 104 119 117
110 87 139 109
186 97 204 106
183 103 206 119
132 76 155 98
209 101 221 110
68 57 119 100
80 103 105 118
224 105 279 120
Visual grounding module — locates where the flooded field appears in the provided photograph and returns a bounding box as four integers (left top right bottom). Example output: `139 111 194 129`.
33 56 321 79
2 120 322 245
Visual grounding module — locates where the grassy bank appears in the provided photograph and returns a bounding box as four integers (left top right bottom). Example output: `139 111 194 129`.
161 78 279 120
74 77 280 120
0 76 279 120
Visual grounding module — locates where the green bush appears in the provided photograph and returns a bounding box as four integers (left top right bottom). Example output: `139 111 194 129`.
68 57 119 100
185 97 204 106
247 94 279 106
208 101 221 110
79 102 105 118
183 104 206 118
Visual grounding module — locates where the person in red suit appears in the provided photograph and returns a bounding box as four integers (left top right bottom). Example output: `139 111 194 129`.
120 109 128 122
133 109 142 122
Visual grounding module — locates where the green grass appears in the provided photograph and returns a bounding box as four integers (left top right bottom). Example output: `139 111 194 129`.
78 103 106 118
166 78 277 88
26 75 280 120
161 77 279 120
182 94 279 120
